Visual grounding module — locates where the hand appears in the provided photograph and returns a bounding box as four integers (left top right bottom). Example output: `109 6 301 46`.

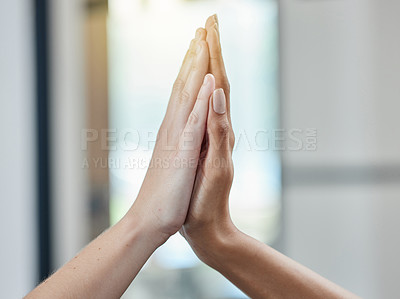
181 15 236 263
126 28 216 244
25 28 218 299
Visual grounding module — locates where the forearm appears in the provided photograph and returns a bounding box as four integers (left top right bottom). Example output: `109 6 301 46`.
25 210 165 299
191 223 359 299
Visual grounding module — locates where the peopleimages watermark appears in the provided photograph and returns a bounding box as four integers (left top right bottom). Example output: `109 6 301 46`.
80 128 317 169
81 156 232 170
81 128 317 152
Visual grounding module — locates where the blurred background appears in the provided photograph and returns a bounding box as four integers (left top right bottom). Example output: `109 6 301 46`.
1 0 400 298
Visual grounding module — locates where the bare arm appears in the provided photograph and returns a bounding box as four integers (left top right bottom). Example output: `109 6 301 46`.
188 223 358 299
25 27 215 299
181 15 359 299
25 214 163 299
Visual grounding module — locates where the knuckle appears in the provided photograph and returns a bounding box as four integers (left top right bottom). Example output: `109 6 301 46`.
209 119 231 143
188 111 200 125
217 120 231 138
191 62 198 72
178 90 191 103
173 79 185 93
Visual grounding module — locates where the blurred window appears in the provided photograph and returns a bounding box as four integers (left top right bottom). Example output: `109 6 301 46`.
108 0 279 297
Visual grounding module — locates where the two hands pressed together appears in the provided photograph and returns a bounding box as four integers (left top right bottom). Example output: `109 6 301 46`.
26 16 358 299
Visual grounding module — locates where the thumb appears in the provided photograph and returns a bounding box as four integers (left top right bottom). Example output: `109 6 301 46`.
207 88 232 154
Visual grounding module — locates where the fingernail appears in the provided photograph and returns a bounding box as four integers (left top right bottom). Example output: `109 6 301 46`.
203 74 211 87
213 88 226 114
213 14 219 24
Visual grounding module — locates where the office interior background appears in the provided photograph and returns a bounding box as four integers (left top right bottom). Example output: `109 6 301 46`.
1 0 400 298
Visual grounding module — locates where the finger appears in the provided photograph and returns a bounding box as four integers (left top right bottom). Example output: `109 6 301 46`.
178 74 215 157
196 27 207 42
205 15 231 121
207 88 232 154
175 40 209 123
205 15 226 82
162 29 207 145
161 37 209 148
171 28 204 98
205 14 218 31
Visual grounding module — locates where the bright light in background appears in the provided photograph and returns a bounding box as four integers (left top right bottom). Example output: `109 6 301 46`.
108 0 279 297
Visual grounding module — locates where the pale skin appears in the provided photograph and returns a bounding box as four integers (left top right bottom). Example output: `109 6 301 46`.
26 15 359 299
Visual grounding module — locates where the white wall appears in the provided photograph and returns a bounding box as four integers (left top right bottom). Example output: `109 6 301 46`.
280 0 400 298
0 0 37 297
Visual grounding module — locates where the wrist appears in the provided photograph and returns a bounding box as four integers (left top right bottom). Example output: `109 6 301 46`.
182 217 239 267
123 205 170 249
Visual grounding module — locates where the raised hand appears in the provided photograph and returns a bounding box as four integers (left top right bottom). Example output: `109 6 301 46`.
181 16 358 299
181 15 236 258
25 15 357 299
128 28 216 243
25 28 216 299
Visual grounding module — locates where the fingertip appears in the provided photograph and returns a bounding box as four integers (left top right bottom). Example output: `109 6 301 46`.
205 73 215 84
198 73 215 100
205 14 217 29
195 28 202 39
205 15 213 29
212 88 226 115
196 27 206 40
206 22 218 36
213 22 220 37
214 14 219 25
203 73 215 92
